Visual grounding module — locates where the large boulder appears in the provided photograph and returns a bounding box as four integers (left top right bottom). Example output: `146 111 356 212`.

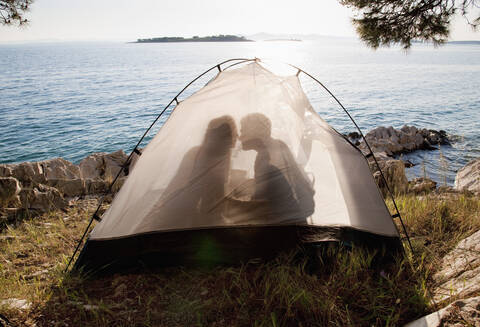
360 125 450 156
0 158 80 185
41 157 81 180
0 161 46 184
18 184 68 213
408 177 437 194
454 158 480 194
0 177 21 206
47 178 86 197
84 178 109 195
79 150 128 181
433 230 480 303
404 296 480 327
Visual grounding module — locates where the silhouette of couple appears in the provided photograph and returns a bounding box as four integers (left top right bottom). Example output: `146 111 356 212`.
155 113 315 229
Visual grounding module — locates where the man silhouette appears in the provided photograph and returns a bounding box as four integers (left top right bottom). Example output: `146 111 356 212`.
237 113 315 223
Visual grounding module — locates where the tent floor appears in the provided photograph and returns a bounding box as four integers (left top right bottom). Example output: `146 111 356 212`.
73 226 402 275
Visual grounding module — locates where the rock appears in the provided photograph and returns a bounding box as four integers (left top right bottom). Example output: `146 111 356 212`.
41 158 81 180
6 161 46 184
404 296 480 327
361 125 451 157
454 158 480 193
404 159 416 168
0 177 21 205
371 159 408 195
47 178 86 197
23 269 49 280
103 150 128 180
0 164 13 177
346 131 361 139
0 298 31 310
434 230 480 303
18 184 68 213
85 179 109 195
83 304 100 311
0 158 80 185
409 178 437 194
79 150 128 181
79 154 103 180
437 185 458 194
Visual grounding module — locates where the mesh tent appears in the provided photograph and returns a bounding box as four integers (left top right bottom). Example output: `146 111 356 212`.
74 60 402 272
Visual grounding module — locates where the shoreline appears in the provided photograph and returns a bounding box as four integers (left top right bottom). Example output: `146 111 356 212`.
1 125 478 225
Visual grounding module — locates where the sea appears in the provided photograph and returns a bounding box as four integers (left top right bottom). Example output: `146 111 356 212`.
1 39 479 185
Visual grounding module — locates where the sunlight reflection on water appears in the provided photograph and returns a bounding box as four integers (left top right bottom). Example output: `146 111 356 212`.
0 40 479 185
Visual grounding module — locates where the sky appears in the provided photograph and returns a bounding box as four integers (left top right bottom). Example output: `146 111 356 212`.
0 0 479 42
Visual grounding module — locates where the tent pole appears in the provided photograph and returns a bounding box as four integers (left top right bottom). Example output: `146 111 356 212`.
64 58 256 273
66 57 413 272
292 67 414 254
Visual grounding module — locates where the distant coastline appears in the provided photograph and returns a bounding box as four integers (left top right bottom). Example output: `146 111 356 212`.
448 40 480 45
136 35 253 43
412 40 480 45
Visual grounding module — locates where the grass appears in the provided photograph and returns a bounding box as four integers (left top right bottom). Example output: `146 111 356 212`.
0 192 479 326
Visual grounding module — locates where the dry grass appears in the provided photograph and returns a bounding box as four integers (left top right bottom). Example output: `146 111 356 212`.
388 192 480 272
0 192 479 326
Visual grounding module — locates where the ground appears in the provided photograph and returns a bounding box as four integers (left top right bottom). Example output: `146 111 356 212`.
0 193 479 326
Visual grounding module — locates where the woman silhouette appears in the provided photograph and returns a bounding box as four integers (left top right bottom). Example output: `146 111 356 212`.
147 115 238 230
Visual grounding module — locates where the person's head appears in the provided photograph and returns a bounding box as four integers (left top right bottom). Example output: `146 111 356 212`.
203 115 237 154
239 113 271 150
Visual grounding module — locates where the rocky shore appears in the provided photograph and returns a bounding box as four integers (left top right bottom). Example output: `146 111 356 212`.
0 150 139 225
1 125 478 226
346 125 479 196
0 125 479 326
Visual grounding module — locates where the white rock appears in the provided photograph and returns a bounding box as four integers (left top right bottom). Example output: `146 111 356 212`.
404 296 480 327
0 158 80 184
41 158 80 180
0 298 31 310
454 158 480 193
79 154 103 180
83 304 100 310
79 150 127 181
434 230 480 302
19 184 68 212
11 162 46 183
23 269 49 280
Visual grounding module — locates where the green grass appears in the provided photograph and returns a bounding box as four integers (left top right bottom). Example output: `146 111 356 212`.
0 193 479 326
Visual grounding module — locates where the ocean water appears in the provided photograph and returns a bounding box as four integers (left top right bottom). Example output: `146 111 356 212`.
0 40 479 185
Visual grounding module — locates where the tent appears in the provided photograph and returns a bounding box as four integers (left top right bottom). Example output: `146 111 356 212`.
73 59 403 273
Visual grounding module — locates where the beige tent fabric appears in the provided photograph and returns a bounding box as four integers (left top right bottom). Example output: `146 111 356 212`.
90 62 399 240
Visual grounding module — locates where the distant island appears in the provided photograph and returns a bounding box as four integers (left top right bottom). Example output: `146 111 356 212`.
136 35 253 43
